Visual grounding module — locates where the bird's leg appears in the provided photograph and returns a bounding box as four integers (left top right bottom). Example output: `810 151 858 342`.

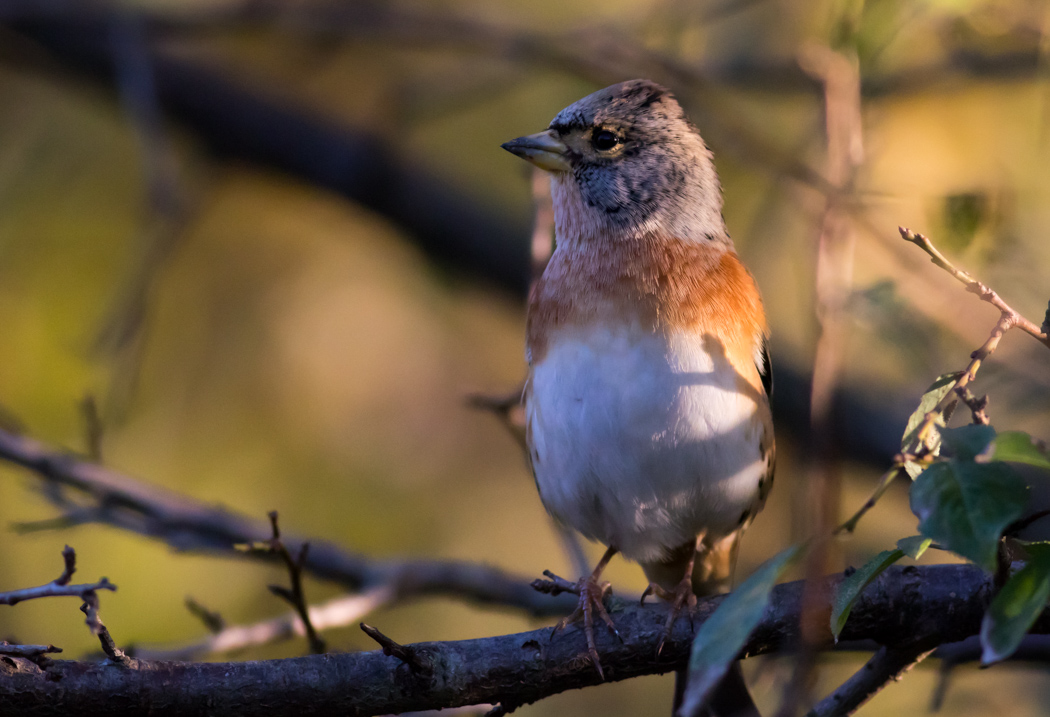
641 536 703 656
550 545 619 679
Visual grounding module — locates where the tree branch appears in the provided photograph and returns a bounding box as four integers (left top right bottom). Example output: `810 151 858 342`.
0 426 575 617
806 640 937 717
0 545 115 606
0 565 1006 716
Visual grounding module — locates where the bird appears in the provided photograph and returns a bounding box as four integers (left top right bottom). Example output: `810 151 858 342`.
502 79 774 708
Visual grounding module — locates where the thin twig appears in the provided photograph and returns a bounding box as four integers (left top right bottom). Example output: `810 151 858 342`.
835 465 905 535
806 641 937 717
360 623 434 675
898 227 1050 453
80 592 134 667
900 228 1050 349
241 512 326 654
0 642 62 658
0 546 115 606
184 597 225 635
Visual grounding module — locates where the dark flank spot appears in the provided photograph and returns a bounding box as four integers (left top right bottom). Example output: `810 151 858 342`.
737 509 750 526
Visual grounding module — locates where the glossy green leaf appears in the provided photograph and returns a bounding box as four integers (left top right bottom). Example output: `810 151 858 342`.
679 545 804 717
830 549 904 640
901 372 962 478
896 535 933 559
981 543 1050 665
941 425 997 461
910 460 1028 571
981 432 1050 471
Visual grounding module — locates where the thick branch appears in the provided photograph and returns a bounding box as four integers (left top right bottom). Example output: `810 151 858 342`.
0 565 1002 716
0 427 574 617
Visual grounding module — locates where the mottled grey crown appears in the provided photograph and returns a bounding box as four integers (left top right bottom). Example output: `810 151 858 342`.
547 79 726 243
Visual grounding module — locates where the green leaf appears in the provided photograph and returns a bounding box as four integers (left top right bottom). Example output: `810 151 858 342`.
831 549 904 640
981 432 1050 471
941 425 997 461
680 545 804 716
901 372 963 478
911 461 1028 571
896 535 933 559
981 543 1050 665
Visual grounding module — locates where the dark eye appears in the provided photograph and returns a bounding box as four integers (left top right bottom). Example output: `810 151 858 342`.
592 129 620 151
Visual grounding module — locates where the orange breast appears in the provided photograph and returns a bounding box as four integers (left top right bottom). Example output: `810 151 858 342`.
527 235 768 392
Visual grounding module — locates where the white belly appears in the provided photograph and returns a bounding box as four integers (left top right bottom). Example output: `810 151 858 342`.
527 325 767 563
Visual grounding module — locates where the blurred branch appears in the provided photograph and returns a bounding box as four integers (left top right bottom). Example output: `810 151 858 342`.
98 12 198 414
0 565 1018 716
133 586 393 661
778 44 863 717
807 640 937 717
0 425 575 617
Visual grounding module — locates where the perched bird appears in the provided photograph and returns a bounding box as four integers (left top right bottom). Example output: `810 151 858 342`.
502 80 774 700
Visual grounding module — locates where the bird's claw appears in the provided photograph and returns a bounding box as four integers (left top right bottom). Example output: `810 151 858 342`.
550 574 617 679
643 576 696 656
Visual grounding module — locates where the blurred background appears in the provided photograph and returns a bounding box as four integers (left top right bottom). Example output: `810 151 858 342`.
0 0 1049 714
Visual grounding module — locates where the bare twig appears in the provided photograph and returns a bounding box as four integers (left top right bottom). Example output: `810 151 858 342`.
835 465 906 535
0 642 62 658
898 228 1050 453
806 640 937 717
0 546 115 606
241 512 326 654
134 586 393 661
900 228 1050 349
80 591 133 666
0 426 576 617
360 623 434 675
184 597 225 635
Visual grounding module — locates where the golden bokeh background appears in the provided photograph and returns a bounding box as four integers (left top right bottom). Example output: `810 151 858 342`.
1 1 1049 714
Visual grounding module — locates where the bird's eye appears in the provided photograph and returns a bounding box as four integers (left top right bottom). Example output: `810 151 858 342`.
591 129 620 151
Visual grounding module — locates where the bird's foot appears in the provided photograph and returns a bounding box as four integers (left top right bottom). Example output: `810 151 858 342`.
548 570 619 679
640 574 697 656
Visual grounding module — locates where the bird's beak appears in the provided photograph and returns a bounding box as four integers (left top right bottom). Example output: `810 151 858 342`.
501 130 571 173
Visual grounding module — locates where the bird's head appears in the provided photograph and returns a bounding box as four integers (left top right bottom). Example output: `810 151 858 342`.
502 79 728 244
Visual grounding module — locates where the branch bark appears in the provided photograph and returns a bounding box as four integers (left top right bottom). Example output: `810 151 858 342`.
0 565 1006 716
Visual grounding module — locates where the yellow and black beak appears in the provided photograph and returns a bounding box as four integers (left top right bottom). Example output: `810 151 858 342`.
501 130 571 173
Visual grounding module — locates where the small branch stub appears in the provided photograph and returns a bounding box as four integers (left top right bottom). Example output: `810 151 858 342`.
360 623 434 676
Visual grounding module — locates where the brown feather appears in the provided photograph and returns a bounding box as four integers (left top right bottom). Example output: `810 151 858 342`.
527 236 768 400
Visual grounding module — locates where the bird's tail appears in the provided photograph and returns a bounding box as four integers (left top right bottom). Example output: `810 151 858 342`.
644 531 760 717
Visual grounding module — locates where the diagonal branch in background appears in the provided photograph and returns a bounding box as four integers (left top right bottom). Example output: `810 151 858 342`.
0 426 574 617
807 639 938 717
0 565 1015 716
132 586 394 661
